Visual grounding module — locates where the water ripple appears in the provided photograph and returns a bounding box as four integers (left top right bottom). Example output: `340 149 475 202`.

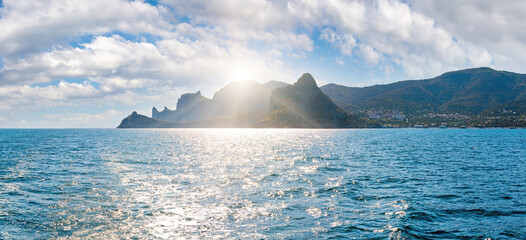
0 128 525 239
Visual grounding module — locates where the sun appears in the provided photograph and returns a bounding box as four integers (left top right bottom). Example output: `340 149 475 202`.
231 68 250 82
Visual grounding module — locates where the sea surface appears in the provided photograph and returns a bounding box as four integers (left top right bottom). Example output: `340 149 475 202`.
0 129 525 239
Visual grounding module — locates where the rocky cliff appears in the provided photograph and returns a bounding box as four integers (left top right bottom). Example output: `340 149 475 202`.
151 80 289 122
261 73 359 128
117 74 361 128
152 91 211 122
118 111 180 128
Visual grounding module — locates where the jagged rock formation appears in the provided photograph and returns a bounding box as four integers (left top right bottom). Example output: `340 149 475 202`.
117 68 526 128
117 110 268 128
151 80 290 122
152 91 211 122
260 73 360 128
118 111 180 128
117 74 364 128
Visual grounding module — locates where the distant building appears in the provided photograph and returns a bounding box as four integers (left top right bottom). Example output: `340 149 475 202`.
390 112 406 120
368 111 382 120
368 110 406 121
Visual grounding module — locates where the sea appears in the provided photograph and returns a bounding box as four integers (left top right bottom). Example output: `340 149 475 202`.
0 128 525 239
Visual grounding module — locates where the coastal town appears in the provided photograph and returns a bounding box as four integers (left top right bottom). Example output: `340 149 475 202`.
363 109 525 128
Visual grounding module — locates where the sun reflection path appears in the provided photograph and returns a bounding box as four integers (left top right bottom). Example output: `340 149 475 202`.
101 129 365 238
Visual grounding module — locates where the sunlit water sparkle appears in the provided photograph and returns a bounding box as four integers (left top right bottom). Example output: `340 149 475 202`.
0 129 525 239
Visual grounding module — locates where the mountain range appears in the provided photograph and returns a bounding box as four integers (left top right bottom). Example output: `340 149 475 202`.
118 67 526 128
321 67 526 116
118 73 358 128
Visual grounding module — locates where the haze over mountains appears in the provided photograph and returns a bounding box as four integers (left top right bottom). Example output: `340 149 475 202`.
151 80 289 123
118 73 357 128
118 67 526 128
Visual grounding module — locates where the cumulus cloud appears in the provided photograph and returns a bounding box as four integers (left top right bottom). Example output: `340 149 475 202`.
0 0 172 57
358 45 382 65
409 0 526 72
314 0 492 77
0 0 524 127
0 80 124 110
320 28 356 56
0 32 294 112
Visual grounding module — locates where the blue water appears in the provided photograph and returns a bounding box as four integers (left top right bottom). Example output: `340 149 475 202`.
0 129 525 239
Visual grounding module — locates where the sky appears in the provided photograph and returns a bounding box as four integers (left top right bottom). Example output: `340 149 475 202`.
1 0 526 128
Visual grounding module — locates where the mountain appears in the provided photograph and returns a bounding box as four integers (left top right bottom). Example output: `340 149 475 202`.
152 91 210 122
117 67 526 128
263 80 290 90
118 111 180 128
117 74 362 128
117 111 262 128
321 67 526 115
152 80 289 122
260 73 361 128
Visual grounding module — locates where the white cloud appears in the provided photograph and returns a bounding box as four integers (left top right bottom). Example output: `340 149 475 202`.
322 0 367 33
358 44 381 64
1 0 526 127
0 31 296 112
320 28 356 56
0 0 172 57
0 81 98 101
313 0 494 77
409 0 526 73
44 109 122 123
1 0 503 86
336 58 345 66
268 49 283 57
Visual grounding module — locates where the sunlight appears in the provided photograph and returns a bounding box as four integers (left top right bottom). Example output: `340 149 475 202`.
230 66 251 83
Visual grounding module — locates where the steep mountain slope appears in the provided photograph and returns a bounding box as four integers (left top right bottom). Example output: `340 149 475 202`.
152 91 210 122
261 73 360 128
118 111 180 128
321 67 526 115
117 74 362 128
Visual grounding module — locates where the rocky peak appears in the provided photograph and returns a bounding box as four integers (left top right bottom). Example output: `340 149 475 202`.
176 91 206 110
295 73 318 88
266 73 354 128
152 107 159 119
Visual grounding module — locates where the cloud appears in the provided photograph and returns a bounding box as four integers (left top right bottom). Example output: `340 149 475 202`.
0 0 503 88
0 81 102 109
336 58 345 66
0 0 172 57
44 109 122 123
358 45 381 64
1 35 160 86
314 0 493 77
0 32 295 112
1 0 525 127
320 28 356 56
0 109 127 128
409 0 526 72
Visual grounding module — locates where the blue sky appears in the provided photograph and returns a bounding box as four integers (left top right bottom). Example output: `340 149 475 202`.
1 0 525 128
